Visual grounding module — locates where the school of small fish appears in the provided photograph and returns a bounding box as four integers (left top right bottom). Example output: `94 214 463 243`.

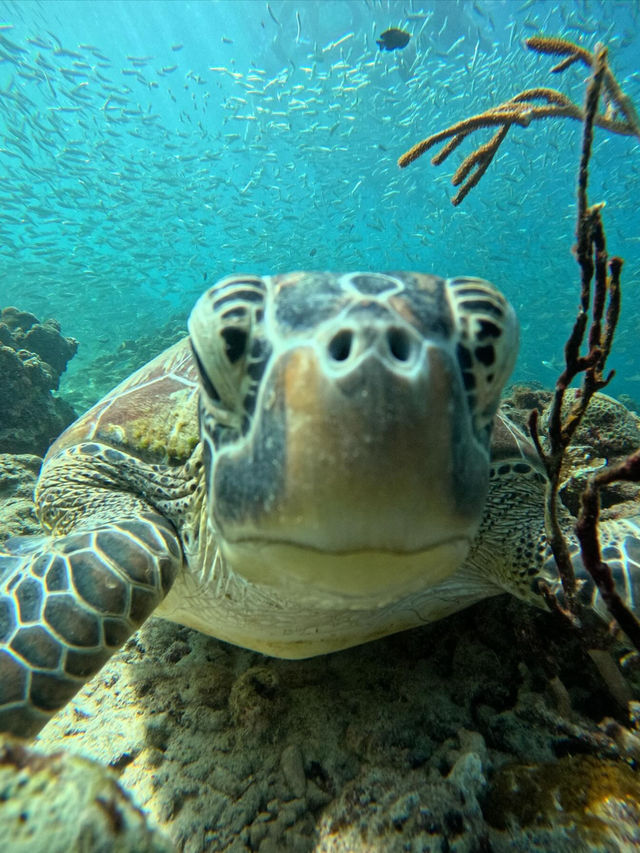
0 0 638 395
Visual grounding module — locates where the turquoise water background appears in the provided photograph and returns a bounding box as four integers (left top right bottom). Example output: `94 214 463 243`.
1 0 639 404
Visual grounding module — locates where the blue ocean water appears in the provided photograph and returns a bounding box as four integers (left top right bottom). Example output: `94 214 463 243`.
0 0 638 403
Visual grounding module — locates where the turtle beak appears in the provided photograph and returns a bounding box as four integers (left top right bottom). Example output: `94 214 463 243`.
266 340 486 552
210 307 490 603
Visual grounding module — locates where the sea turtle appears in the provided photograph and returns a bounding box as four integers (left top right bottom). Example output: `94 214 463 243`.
1 271 639 738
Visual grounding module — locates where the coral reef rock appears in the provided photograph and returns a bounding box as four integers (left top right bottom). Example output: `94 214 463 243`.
0 735 175 853
30 598 640 853
484 754 640 850
504 386 640 515
0 307 78 455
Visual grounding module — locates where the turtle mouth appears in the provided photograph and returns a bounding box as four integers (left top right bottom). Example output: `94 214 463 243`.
219 535 472 607
211 343 490 553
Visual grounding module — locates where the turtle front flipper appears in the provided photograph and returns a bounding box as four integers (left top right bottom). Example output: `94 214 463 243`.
545 516 640 621
0 450 184 738
463 451 640 626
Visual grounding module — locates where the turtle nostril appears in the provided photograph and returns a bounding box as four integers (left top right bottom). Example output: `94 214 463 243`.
387 328 411 362
328 329 353 361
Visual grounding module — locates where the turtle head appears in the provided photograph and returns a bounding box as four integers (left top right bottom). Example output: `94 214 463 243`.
188 272 517 607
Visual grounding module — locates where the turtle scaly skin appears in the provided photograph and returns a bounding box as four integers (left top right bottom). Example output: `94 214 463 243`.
1 271 639 738
0 341 201 736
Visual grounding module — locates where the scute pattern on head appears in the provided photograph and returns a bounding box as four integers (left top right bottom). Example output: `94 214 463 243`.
188 276 274 477
188 271 520 475
270 271 454 340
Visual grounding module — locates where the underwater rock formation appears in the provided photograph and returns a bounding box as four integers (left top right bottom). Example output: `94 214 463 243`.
28 591 639 853
483 753 640 847
0 736 174 852
503 385 640 515
0 307 78 456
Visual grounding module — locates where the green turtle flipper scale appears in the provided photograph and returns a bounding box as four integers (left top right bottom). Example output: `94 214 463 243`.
1 271 639 739
0 443 183 737
542 516 640 617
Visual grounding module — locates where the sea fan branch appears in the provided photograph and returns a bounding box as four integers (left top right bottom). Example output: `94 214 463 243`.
398 37 639 206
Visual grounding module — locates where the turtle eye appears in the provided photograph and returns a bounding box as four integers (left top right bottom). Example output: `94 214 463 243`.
220 326 248 364
188 275 268 418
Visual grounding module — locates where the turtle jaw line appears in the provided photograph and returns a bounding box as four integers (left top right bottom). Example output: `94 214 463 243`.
219 534 473 607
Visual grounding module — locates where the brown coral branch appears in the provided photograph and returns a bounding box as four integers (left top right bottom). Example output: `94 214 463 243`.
550 54 581 74
531 49 613 617
450 125 509 206
526 36 640 138
525 35 593 67
528 47 640 653
397 97 631 173
601 256 622 370
431 129 472 166
510 87 576 107
397 36 639 204
531 48 609 612
397 108 532 168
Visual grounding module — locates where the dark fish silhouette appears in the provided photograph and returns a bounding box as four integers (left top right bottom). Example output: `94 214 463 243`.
376 28 411 51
